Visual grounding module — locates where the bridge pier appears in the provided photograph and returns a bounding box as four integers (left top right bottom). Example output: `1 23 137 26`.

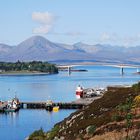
68 66 71 75
120 67 124 75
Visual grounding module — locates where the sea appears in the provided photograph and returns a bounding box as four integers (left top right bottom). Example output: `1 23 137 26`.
0 65 140 140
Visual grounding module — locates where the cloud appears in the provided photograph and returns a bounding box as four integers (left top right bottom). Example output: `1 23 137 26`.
33 25 52 34
99 32 118 42
32 12 56 34
48 31 85 36
64 32 85 36
32 12 54 24
99 32 140 46
100 32 110 41
123 35 140 46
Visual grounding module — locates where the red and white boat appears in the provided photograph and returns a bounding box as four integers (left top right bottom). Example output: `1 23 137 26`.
76 85 84 99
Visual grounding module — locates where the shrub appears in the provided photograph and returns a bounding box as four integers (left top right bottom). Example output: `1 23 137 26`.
112 114 123 122
47 125 59 140
86 125 96 135
29 128 45 140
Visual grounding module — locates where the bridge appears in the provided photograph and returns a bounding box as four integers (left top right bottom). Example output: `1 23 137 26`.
57 64 81 75
57 63 140 75
105 64 140 75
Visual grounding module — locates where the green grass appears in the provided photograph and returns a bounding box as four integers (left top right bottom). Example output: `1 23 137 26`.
47 125 60 140
28 128 46 140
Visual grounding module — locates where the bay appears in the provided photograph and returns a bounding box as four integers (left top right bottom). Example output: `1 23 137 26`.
0 65 140 140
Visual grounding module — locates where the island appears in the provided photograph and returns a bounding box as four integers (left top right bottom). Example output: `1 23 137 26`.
0 61 58 75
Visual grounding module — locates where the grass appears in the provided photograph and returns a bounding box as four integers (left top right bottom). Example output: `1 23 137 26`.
47 125 60 140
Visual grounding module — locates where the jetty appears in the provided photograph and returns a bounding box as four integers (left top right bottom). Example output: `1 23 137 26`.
20 97 100 110
0 86 106 112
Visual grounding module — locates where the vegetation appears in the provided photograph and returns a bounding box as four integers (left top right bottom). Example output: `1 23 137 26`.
29 82 140 140
112 97 134 139
28 125 59 140
0 61 58 74
47 125 59 140
86 125 96 136
28 128 46 140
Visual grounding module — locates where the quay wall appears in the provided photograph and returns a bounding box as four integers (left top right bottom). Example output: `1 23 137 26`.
20 102 84 109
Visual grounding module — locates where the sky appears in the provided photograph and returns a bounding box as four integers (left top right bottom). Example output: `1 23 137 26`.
0 0 140 46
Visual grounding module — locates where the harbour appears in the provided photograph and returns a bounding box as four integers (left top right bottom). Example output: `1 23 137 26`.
0 84 106 111
20 96 101 110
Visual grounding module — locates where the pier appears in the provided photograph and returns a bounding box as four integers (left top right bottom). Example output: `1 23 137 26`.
20 101 84 109
20 97 100 110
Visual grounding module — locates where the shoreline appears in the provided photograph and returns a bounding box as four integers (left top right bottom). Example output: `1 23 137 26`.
0 71 56 76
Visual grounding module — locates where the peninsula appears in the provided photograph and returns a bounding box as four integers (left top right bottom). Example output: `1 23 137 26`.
0 61 58 75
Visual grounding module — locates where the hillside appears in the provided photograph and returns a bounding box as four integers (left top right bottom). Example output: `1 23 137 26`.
29 82 140 140
0 36 140 64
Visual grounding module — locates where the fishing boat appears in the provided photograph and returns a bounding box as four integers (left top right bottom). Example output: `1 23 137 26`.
76 85 84 99
4 97 20 112
0 101 6 112
45 100 53 111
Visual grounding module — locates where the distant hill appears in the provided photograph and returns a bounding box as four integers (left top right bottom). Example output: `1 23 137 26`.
0 35 140 64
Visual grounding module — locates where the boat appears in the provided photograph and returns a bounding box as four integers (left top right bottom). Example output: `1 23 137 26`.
83 88 97 98
94 88 107 96
45 100 53 111
0 101 6 112
53 106 59 112
76 86 107 98
76 85 84 99
4 97 20 112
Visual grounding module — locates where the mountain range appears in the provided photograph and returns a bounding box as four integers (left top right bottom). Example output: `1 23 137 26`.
0 35 140 64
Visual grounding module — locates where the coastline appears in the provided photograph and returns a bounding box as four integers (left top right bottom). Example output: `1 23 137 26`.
0 71 52 76
29 83 139 140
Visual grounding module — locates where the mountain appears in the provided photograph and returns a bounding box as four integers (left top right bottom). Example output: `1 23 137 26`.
0 35 140 64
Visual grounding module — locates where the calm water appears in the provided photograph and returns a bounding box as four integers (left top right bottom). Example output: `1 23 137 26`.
0 65 140 140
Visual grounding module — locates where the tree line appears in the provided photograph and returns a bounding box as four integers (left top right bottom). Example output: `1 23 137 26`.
0 61 58 74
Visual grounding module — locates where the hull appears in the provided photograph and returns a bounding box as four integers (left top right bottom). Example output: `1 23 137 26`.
4 109 16 112
4 107 19 112
46 105 53 111
76 94 81 99
76 85 84 99
76 91 83 98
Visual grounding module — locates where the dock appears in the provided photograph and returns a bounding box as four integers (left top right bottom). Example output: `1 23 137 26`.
20 97 100 110
20 102 84 109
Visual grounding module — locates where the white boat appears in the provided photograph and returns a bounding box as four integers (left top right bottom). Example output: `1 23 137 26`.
4 97 20 112
93 87 106 96
45 100 53 111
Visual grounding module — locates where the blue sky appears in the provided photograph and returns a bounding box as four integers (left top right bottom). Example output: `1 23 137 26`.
0 0 140 46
